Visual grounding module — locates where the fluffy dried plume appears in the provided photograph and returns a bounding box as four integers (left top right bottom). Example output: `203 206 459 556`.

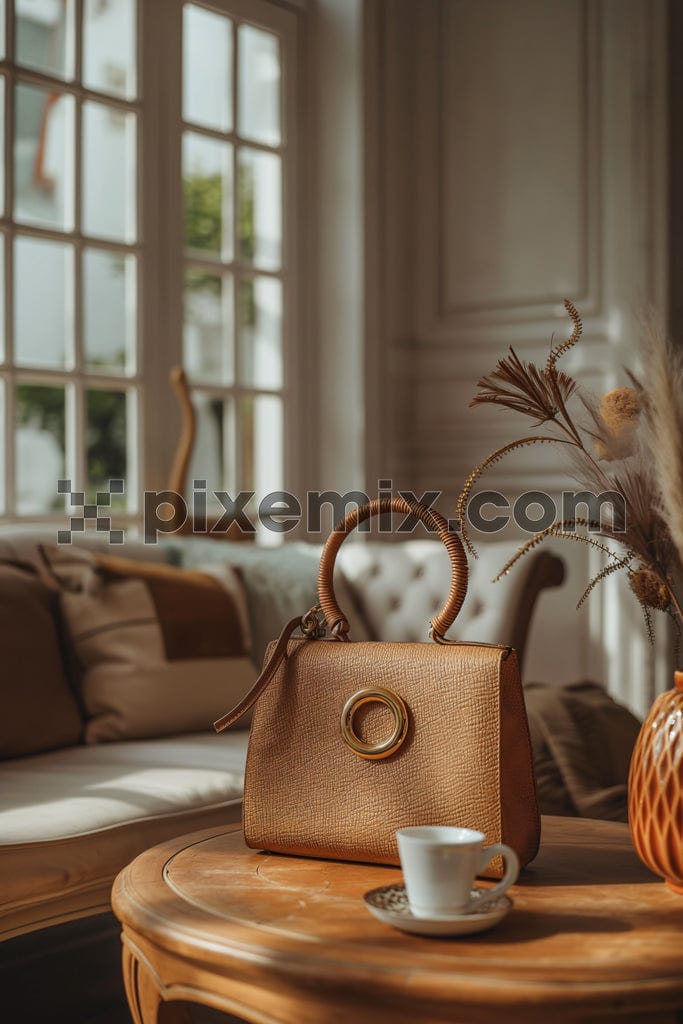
594 388 641 461
629 567 670 611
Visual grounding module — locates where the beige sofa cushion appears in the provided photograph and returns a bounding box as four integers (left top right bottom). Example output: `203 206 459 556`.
0 564 83 760
41 546 256 742
0 732 247 938
0 731 247 844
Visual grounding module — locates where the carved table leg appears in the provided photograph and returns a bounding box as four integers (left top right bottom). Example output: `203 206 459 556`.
122 941 192 1024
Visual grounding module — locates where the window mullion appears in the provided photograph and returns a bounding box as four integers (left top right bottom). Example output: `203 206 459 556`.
68 380 84 505
160 0 186 486
2 71 10 226
4 2 12 364
73 148 83 380
2 0 9 66
4 368 13 515
179 118 286 156
73 0 83 245
137 0 184 495
280 0 301 504
4 0 12 514
4 63 143 112
70 0 83 500
74 0 83 85
230 15 242 490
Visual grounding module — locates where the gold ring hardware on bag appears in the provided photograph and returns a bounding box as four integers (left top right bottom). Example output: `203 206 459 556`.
340 688 408 760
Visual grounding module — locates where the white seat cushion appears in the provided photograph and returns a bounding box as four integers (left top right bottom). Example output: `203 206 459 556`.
0 731 248 845
0 732 248 938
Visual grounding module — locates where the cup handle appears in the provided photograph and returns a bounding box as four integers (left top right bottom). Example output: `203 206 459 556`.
469 843 520 909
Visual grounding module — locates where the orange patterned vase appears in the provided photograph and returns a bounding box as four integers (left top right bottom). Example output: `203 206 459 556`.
628 671 683 892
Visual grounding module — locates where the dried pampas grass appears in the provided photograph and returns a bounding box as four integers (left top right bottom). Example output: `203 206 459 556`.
458 301 683 645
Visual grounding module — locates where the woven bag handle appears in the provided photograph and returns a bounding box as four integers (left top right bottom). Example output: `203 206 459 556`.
317 497 469 641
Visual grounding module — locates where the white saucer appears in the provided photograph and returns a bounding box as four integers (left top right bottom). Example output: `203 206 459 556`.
363 883 512 936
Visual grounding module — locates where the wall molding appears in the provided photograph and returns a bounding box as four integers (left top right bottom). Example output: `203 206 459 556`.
364 0 669 713
414 0 603 338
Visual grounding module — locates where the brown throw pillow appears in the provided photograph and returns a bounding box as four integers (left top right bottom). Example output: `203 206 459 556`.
0 563 83 759
40 545 256 743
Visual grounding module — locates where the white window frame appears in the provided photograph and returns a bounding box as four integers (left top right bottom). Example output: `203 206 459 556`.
142 0 304 516
0 0 305 530
0 0 144 522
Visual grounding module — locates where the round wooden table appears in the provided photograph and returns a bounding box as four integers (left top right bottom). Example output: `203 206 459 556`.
112 817 683 1024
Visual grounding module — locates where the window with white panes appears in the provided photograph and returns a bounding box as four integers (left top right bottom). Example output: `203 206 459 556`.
0 0 300 528
181 2 286 514
1 0 139 519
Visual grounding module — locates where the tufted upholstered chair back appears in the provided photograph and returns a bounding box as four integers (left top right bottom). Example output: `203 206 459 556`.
336 540 565 672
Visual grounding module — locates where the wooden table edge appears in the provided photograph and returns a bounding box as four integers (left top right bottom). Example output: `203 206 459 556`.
111 819 683 1023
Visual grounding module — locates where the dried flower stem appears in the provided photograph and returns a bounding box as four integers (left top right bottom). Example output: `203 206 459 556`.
457 436 574 555
547 299 583 371
577 560 629 609
491 518 630 583
460 300 683 648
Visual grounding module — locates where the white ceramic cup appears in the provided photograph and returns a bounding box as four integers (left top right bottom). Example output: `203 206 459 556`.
396 825 520 918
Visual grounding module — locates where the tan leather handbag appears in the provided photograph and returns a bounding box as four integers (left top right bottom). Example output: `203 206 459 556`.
215 498 540 874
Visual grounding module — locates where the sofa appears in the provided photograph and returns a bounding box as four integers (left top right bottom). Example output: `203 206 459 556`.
0 524 570 944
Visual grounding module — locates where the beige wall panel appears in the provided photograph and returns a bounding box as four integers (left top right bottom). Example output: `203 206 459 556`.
440 0 586 313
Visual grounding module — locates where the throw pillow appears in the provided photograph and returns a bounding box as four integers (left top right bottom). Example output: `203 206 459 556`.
0 562 83 759
40 545 256 743
167 538 371 664
524 680 642 822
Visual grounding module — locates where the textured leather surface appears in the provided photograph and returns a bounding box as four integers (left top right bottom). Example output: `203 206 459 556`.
499 651 541 864
244 638 540 873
